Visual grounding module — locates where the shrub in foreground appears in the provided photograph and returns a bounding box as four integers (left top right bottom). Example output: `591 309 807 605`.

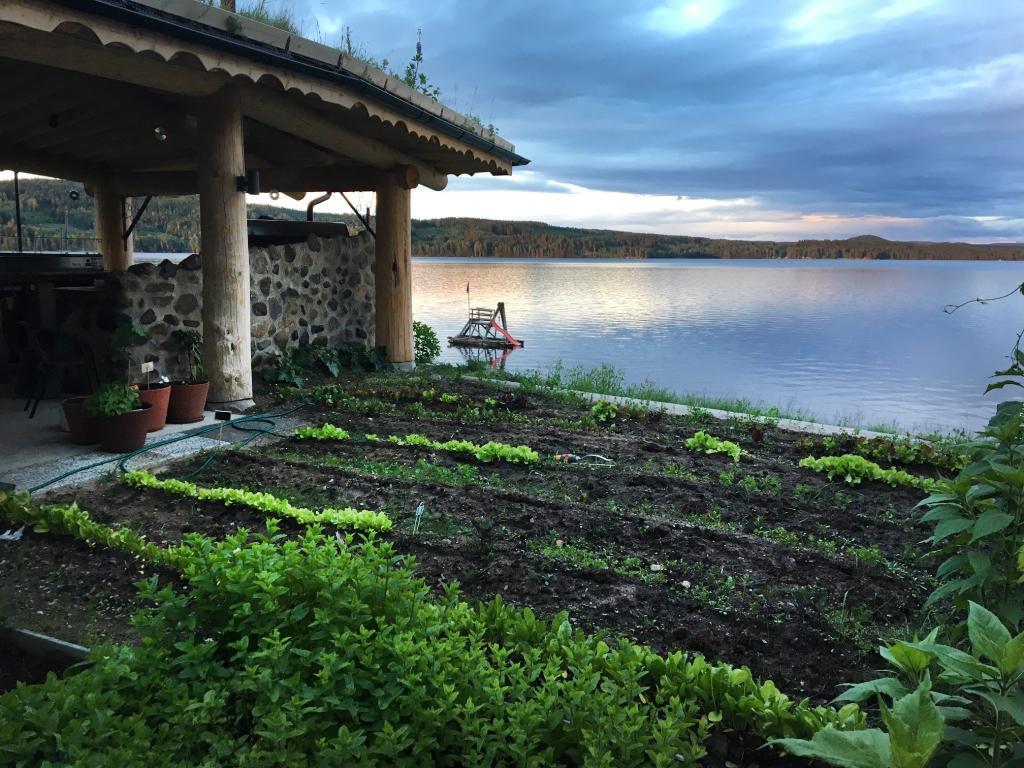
0 526 861 766
774 602 1024 768
916 402 1024 630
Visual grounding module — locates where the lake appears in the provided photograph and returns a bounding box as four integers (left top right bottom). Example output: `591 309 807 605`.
411 257 1024 433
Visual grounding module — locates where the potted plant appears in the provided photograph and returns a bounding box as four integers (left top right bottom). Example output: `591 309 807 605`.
61 395 97 445
84 382 152 453
111 322 169 433
167 329 208 424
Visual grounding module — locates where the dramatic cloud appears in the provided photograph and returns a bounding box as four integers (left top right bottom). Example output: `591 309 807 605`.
287 0 1024 240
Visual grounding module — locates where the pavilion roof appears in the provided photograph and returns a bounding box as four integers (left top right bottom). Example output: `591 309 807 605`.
0 0 529 194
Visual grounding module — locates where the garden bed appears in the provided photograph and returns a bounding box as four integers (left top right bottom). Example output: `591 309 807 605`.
7 369 951 705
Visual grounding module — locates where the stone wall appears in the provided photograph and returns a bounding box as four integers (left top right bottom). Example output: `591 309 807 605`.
109 233 375 381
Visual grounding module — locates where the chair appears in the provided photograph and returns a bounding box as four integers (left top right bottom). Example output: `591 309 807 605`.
18 321 98 419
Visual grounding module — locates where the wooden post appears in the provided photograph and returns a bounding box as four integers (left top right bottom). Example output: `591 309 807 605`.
375 169 415 369
197 85 253 408
94 184 132 270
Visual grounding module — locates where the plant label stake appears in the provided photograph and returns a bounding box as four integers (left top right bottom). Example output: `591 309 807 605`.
412 502 425 536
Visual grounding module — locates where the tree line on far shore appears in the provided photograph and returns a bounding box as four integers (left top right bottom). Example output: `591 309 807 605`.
1 178 1020 260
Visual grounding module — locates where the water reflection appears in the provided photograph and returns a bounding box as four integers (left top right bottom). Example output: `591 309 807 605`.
453 345 517 370
411 258 1024 432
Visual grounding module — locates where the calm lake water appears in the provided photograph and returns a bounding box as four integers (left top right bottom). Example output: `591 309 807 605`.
411 257 1024 433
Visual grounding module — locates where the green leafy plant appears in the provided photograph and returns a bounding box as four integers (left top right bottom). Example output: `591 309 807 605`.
917 403 1024 628
778 602 1024 768
987 329 1024 394
169 329 205 384
800 454 936 490
121 470 391 532
109 320 149 382
590 400 618 424
413 321 441 365
264 344 387 388
263 348 307 388
0 525 861 765
685 431 747 463
774 682 944 768
84 381 141 418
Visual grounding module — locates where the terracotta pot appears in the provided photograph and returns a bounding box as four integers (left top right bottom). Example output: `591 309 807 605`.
138 383 171 432
95 403 152 454
61 396 98 445
167 380 209 424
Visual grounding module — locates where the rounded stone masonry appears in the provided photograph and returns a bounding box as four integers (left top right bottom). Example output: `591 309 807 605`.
103 233 376 380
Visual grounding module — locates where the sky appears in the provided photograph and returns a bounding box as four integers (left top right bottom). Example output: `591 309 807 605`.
5 1 1021 243
276 0 1024 243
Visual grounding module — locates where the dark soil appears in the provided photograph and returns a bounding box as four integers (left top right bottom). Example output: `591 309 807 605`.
8 372 944 710
0 529 176 648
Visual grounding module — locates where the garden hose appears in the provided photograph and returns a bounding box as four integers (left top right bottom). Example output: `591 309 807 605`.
26 403 312 494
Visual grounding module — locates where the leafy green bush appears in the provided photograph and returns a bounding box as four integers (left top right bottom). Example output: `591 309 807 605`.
413 321 441 365
917 404 1024 629
774 602 1024 768
0 526 861 766
122 470 391 532
685 431 746 463
799 454 936 490
0 491 186 570
84 382 142 418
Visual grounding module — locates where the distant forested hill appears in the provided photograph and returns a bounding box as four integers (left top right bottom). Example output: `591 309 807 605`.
411 219 1024 261
1 179 1021 260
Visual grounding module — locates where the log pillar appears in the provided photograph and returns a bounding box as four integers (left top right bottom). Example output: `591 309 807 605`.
95 185 133 271
197 85 253 409
375 169 415 369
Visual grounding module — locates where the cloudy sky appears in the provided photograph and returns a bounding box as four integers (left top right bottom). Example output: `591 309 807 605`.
279 0 1024 242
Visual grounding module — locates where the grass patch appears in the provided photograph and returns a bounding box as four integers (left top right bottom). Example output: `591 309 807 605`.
485 362 820 422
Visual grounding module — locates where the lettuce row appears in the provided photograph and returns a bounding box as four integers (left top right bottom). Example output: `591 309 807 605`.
0 491 187 570
798 454 936 490
294 422 540 464
122 470 392 532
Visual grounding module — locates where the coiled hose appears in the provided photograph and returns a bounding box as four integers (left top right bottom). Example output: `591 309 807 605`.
27 402 310 494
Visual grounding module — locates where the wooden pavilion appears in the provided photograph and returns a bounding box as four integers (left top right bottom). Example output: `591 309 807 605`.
0 0 528 407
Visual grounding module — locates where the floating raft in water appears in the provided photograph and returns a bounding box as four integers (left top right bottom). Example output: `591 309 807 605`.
448 303 524 349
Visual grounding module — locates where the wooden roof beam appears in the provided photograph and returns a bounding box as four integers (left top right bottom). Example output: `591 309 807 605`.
240 87 448 191
103 164 420 197
0 144 102 182
0 22 224 97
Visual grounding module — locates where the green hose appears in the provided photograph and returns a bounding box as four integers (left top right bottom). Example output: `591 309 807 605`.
27 403 311 494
